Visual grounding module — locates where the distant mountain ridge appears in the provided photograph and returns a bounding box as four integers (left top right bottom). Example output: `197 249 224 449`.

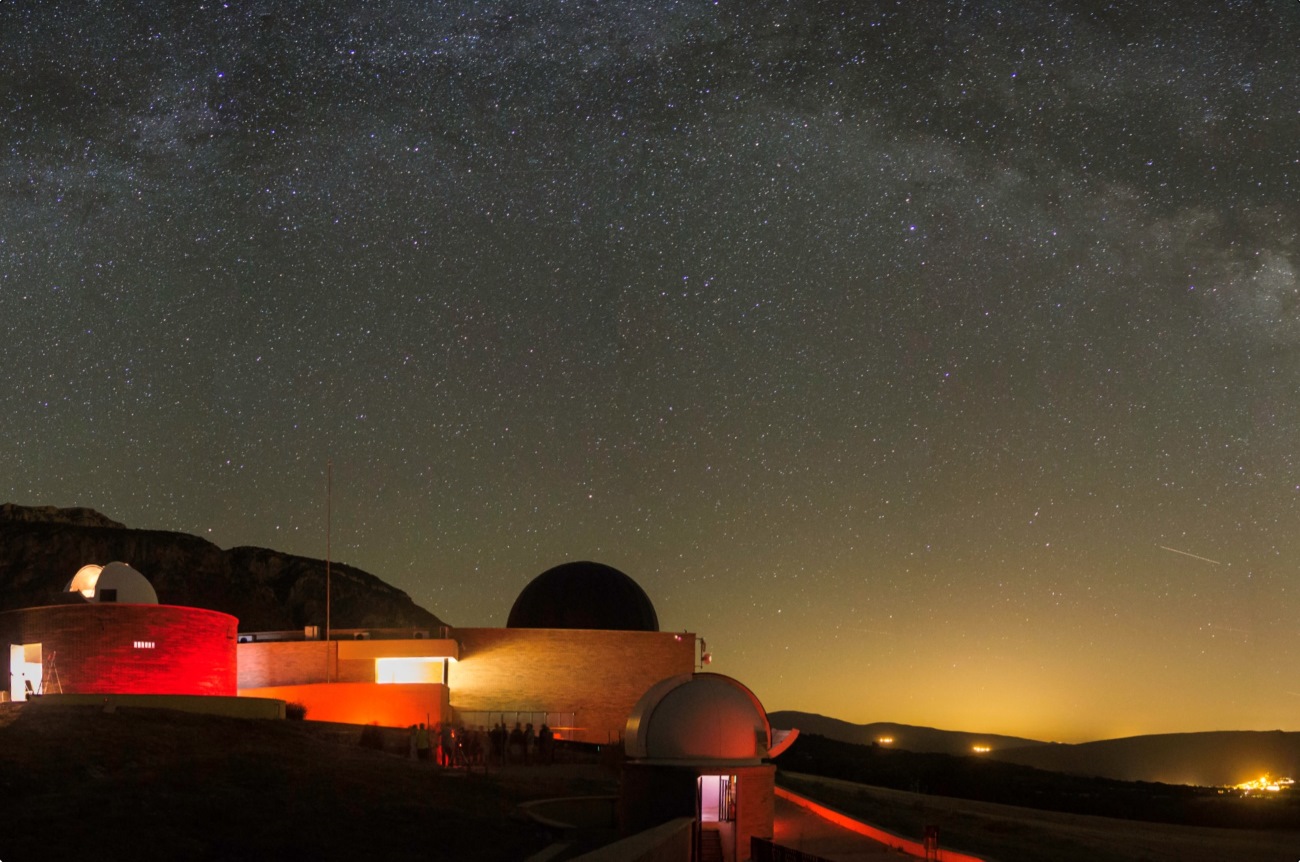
992 730 1300 788
770 710 1300 787
768 711 1044 755
0 503 444 632
0 503 126 529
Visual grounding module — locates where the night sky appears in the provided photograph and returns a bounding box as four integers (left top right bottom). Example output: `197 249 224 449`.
4 1 1297 742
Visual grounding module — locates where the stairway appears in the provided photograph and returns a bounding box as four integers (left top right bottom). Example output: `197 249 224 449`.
699 826 723 862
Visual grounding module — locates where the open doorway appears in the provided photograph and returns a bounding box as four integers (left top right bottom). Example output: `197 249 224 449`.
10 643 42 702
698 774 735 823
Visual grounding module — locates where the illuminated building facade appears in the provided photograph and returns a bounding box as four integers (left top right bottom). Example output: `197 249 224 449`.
237 562 697 740
620 673 797 862
4 559 795 858
0 563 237 702
3 560 702 748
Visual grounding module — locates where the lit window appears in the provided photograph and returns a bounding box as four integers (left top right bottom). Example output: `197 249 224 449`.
375 657 443 683
133 641 156 649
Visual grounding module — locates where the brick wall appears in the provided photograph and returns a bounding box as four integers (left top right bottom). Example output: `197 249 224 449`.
237 641 336 688
235 627 696 739
237 641 450 687
449 628 696 743
0 604 237 696
735 765 776 845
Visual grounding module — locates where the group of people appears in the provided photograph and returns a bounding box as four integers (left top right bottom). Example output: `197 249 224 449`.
408 719 557 767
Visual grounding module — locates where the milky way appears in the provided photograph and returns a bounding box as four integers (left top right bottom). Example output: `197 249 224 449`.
3 0 1297 740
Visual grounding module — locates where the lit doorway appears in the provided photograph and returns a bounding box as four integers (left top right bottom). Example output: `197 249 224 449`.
698 774 735 823
698 775 737 862
9 643 42 702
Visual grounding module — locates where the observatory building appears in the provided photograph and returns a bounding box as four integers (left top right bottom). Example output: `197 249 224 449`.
3 557 801 858
0 562 237 702
237 561 697 739
620 673 795 861
506 560 661 630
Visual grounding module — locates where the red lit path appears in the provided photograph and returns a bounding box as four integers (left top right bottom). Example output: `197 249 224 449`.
773 787 984 862
773 795 900 860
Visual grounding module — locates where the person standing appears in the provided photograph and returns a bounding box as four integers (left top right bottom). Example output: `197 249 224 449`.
509 722 524 765
440 722 455 767
493 721 507 766
415 723 431 762
538 723 554 765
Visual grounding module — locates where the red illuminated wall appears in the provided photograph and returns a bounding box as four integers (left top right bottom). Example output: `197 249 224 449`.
0 604 237 696
240 682 449 727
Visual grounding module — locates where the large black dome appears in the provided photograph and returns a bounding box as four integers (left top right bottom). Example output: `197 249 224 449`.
507 561 659 631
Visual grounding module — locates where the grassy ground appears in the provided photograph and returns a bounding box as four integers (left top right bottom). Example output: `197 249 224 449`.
0 702 616 862
779 772 1300 862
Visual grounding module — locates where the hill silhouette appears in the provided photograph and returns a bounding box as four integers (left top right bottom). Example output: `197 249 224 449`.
991 731 1300 788
769 710 1043 755
0 503 443 631
770 711 1300 787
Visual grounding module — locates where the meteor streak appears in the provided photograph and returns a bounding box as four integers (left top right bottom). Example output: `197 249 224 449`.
1158 545 1223 566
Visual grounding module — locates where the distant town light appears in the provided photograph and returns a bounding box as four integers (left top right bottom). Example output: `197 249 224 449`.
876 737 894 745
972 744 991 754
1232 774 1294 795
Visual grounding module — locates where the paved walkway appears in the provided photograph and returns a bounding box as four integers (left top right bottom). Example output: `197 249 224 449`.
772 795 909 861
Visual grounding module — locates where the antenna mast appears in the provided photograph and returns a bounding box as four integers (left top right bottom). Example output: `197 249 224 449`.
325 458 332 683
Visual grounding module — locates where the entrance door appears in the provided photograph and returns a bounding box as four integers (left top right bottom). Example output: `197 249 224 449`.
9 643 42 702
697 774 734 822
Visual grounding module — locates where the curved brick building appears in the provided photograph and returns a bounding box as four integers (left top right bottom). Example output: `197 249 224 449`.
2 563 237 701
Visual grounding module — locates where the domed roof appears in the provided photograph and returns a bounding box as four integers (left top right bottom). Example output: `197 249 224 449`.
625 673 772 764
506 561 659 631
64 561 158 604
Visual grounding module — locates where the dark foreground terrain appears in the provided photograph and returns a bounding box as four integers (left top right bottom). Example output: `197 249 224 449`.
7 703 1297 862
0 702 614 862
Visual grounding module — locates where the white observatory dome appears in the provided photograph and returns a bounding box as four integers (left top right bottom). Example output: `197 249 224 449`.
65 561 158 604
625 673 772 764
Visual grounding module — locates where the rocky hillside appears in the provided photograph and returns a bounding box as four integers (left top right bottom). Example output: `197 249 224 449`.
0 504 444 632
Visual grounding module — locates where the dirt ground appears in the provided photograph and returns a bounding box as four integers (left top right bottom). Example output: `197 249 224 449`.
779 772 1300 862
7 702 1295 862
0 701 617 862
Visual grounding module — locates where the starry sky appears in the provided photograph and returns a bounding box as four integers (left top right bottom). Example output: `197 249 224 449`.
3 0 1297 743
